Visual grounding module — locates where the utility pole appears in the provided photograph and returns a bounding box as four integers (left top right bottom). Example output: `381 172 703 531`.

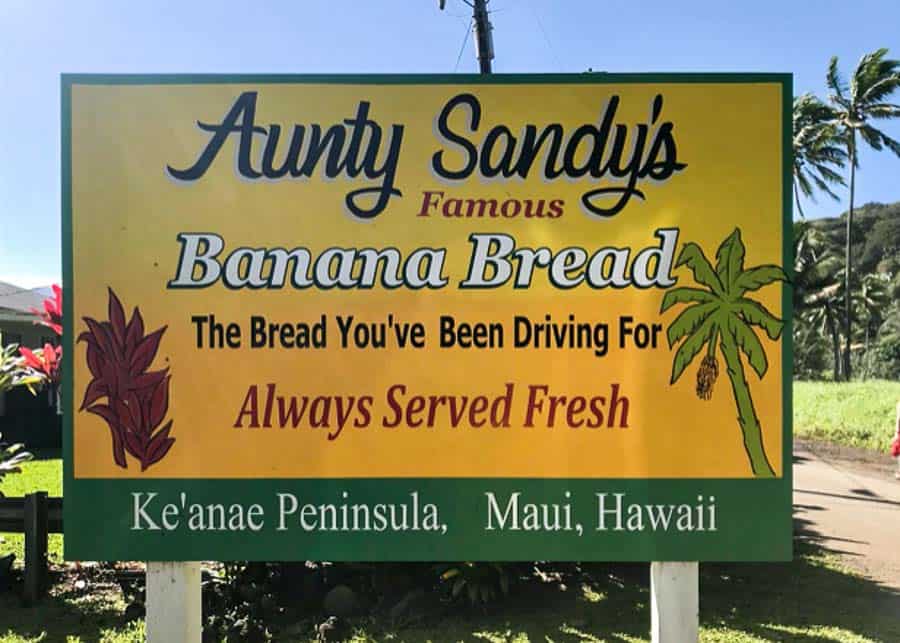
440 0 494 74
471 0 494 74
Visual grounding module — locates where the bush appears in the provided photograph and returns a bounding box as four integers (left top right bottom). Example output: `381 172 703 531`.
203 563 279 642
793 329 831 380
435 562 519 605
866 336 900 380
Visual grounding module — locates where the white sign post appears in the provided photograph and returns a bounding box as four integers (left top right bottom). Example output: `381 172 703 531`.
650 561 698 642
146 562 202 643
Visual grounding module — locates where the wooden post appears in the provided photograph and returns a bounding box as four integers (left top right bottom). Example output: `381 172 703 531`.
650 561 698 642
23 491 49 604
146 562 202 643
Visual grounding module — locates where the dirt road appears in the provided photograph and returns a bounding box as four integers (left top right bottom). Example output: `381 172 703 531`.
794 442 900 590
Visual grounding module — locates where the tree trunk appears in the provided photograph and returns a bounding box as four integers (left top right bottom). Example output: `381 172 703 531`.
843 132 856 380
719 333 776 477
826 305 841 381
863 319 870 380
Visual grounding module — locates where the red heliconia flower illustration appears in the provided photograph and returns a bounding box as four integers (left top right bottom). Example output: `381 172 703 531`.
19 344 62 383
32 284 63 336
77 288 174 471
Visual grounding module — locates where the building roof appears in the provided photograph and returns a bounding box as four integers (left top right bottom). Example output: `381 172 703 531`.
0 281 52 323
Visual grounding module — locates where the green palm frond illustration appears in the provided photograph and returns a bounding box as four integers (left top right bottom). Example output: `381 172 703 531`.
660 228 787 477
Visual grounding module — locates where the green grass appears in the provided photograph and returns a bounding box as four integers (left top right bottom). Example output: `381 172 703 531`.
0 452 63 567
794 379 900 452
316 543 900 642
0 579 144 643
1 540 898 642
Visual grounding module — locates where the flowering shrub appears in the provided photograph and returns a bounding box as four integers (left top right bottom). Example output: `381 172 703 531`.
31 284 62 336
1 339 44 394
19 344 61 384
16 283 63 389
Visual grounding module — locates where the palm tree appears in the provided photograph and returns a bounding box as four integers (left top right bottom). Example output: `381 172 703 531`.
855 273 891 350
660 229 787 477
826 48 900 379
793 222 842 379
798 265 892 381
801 282 843 381
792 94 846 218
792 221 841 311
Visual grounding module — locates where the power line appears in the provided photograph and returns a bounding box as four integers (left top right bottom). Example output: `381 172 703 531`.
526 0 563 72
441 0 494 74
454 19 474 72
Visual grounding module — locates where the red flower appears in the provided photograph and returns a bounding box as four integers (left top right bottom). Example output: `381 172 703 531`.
77 289 174 471
19 344 61 383
31 284 62 336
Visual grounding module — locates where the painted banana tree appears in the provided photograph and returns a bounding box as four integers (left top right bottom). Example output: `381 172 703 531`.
660 228 787 477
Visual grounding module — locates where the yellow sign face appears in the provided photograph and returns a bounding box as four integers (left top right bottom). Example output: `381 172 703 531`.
69 77 788 481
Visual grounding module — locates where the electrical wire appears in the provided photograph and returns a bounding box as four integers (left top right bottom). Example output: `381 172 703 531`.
526 0 563 72
453 19 474 72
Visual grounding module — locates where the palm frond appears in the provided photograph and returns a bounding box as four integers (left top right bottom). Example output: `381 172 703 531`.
795 169 814 200
859 124 884 150
726 314 768 378
734 299 784 341
813 164 845 184
666 301 719 348
659 287 717 313
670 316 716 384
826 56 846 98
866 102 900 119
794 183 806 217
715 228 745 294
794 93 838 124
878 129 900 156
861 74 900 105
808 172 841 201
850 50 880 100
676 243 724 296
793 93 846 205
735 265 789 294
854 49 898 101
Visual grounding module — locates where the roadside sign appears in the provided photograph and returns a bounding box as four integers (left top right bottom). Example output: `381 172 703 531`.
63 73 792 561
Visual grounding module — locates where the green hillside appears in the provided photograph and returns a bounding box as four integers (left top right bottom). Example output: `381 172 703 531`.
795 200 900 380
807 200 900 278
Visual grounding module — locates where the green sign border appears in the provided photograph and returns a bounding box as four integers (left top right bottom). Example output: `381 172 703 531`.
61 72 793 562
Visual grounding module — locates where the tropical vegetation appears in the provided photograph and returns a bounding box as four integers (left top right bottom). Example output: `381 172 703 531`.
792 201 900 381
791 47 900 384
792 93 845 218
0 285 62 493
795 48 900 380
